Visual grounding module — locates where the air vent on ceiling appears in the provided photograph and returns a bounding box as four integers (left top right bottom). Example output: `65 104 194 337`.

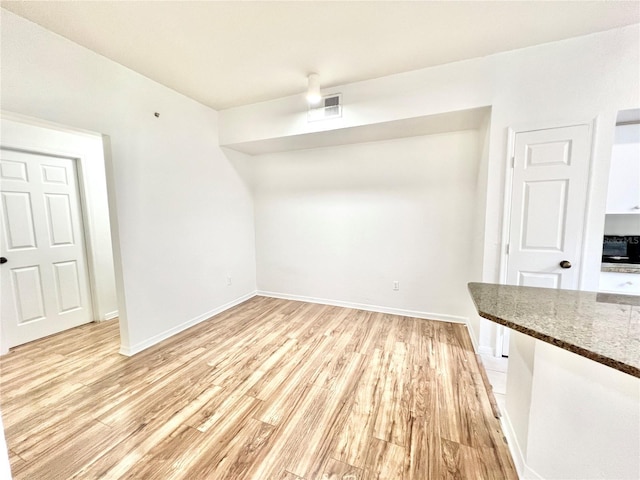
308 93 342 122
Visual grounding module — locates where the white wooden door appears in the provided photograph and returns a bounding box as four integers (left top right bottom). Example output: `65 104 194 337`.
1 149 92 348
503 124 592 354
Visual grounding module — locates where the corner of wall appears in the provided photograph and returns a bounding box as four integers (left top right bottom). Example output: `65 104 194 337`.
103 311 119 321
118 291 257 357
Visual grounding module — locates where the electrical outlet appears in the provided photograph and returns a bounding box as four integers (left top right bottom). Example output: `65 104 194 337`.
393 281 399 291
226 275 232 286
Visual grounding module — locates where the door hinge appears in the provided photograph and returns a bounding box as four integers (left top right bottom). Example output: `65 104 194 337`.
506 244 510 255
510 156 515 168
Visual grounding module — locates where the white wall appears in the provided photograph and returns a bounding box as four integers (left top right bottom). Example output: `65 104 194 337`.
0 116 118 322
527 343 639 480
220 23 640 352
0 412 10 480
0 10 257 354
252 131 480 323
504 334 640 480
503 332 537 474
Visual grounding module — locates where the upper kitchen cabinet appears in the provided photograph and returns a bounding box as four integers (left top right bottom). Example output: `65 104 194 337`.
606 122 640 214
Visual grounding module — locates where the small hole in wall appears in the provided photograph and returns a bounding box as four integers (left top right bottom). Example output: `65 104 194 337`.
154 112 160 118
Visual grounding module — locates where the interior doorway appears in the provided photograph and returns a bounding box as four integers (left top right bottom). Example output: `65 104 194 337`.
0 150 94 347
497 122 593 357
0 114 119 353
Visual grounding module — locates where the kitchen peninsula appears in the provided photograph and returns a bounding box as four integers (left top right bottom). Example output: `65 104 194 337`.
468 282 639 377
468 282 639 480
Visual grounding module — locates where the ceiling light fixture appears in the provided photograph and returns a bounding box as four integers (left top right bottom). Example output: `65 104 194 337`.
306 73 321 105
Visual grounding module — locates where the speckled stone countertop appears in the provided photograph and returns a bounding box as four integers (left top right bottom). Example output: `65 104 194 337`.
601 263 640 274
468 283 640 378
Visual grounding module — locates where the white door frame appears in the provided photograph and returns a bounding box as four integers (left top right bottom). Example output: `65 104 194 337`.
495 118 597 357
0 113 118 354
1 150 93 348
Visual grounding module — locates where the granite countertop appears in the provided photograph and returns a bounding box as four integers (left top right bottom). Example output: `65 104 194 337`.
601 262 640 274
468 282 640 378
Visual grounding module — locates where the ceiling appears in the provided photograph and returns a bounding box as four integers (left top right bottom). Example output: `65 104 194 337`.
2 1 639 111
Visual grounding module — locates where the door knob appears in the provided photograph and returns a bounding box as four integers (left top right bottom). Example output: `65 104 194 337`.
0 257 7 264
559 260 572 269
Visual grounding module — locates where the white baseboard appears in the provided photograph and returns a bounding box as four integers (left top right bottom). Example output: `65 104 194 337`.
119 291 256 356
256 290 468 324
118 290 468 356
103 310 119 321
501 408 526 478
466 321 480 353
500 408 543 480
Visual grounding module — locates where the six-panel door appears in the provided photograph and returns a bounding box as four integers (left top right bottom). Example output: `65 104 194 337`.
507 124 591 290
1 149 92 348
502 124 592 356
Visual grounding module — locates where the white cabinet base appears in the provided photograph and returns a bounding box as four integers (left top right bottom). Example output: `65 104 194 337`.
599 271 640 295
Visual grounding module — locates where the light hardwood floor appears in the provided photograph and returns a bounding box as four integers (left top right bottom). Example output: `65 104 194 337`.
1 296 517 479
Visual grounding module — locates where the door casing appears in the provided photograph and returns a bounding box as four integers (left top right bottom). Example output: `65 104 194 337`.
0 114 115 354
495 118 596 357
1 149 93 347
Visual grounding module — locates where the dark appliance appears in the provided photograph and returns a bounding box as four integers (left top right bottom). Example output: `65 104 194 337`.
602 235 640 264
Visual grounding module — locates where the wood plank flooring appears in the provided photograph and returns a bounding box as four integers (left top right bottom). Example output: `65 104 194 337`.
0 296 517 479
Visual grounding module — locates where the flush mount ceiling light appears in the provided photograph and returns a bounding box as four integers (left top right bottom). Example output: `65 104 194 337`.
306 73 321 105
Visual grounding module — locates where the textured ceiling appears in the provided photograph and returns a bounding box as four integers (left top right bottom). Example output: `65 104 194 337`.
2 1 639 110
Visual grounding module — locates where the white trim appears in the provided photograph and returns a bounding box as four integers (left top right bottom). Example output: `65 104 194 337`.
495 126 518 358
495 324 506 358
0 144 95 350
466 323 479 353
577 116 599 291
501 407 544 480
0 115 116 324
74 155 102 321
1 110 103 138
500 119 595 286
500 410 526 479
465 316 482 353
118 291 256 356
503 118 596 136
256 290 468 324
493 127 514 358
103 311 119 321
477 345 495 356
499 126 517 286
